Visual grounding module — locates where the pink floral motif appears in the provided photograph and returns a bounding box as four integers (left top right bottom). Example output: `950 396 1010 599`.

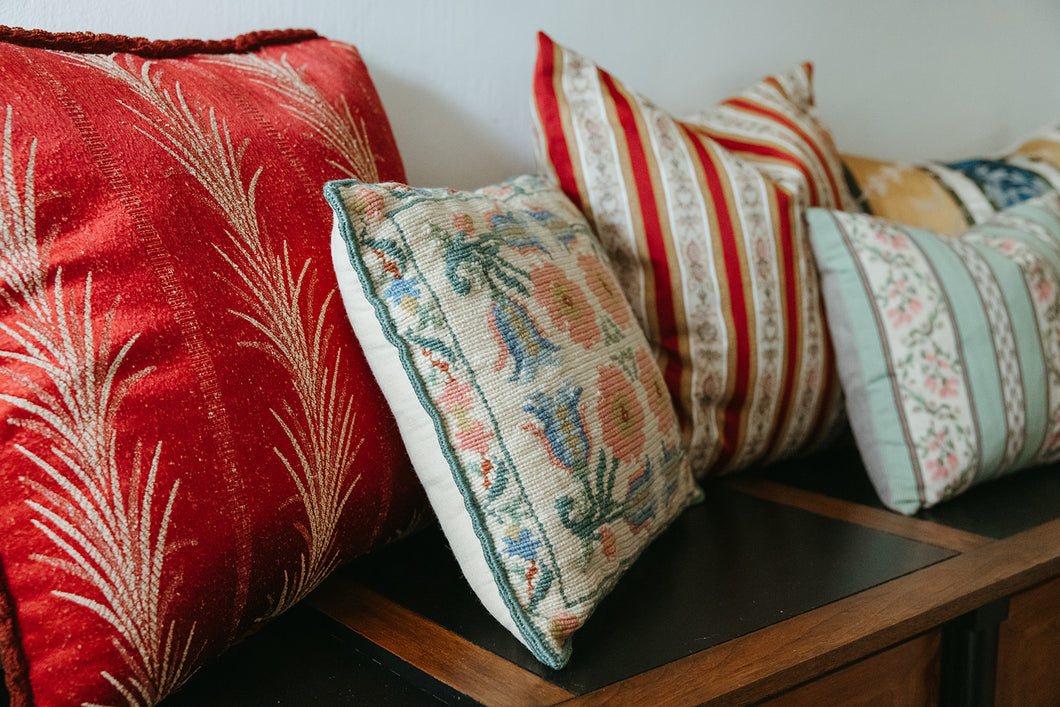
1031 265 1055 303
548 612 581 643
353 185 386 221
997 238 1019 255
532 261 601 348
479 184 515 198
452 211 474 234
579 253 631 329
875 227 910 250
886 298 922 328
597 364 646 462
455 421 493 457
440 379 495 485
924 375 958 398
599 525 617 560
921 352 959 398
927 428 948 453
439 378 474 414
926 453 960 482
886 276 910 300
636 349 675 434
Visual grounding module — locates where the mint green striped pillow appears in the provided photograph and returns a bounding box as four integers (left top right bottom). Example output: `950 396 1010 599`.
808 193 1060 514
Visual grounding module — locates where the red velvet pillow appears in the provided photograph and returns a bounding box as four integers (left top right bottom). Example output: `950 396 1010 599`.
0 27 423 706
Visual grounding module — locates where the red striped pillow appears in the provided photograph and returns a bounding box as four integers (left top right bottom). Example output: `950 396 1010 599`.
532 33 844 476
684 62 858 212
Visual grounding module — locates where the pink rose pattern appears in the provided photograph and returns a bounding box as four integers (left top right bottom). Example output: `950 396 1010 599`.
965 220 1060 465
833 193 1060 507
842 214 979 505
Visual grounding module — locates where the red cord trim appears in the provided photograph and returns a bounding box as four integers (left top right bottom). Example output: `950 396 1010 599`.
0 26 320 57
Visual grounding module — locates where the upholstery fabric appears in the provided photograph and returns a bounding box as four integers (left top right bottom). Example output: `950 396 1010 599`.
327 175 699 668
843 127 1060 235
0 27 423 706
684 62 858 212
532 32 844 476
808 194 1060 513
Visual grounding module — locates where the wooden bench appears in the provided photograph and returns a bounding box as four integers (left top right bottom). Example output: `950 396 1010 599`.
164 444 1060 706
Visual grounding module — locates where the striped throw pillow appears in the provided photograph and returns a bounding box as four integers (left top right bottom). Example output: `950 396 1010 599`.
808 194 1060 513
684 62 859 212
532 33 844 476
843 126 1060 235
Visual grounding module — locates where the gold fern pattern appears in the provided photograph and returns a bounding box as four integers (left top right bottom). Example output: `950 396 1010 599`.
206 49 379 182
67 53 367 617
0 106 198 706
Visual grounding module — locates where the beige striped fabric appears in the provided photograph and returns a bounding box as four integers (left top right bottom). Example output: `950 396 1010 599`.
685 62 859 212
533 33 849 476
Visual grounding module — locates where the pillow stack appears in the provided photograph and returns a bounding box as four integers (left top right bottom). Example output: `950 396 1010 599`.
529 32 1060 518
823 133 1060 513
6 24 1060 698
810 191 1060 513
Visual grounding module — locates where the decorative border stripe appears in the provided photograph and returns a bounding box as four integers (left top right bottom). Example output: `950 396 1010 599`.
533 34 581 212
831 214 927 506
601 72 685 402
683 128 752 468
921 163 996 224
950 240 1024 471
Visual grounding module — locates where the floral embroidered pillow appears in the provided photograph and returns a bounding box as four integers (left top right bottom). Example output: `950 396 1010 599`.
808 193 1060 513
843 126 1060 235
0 28 424 706
327 175 700 668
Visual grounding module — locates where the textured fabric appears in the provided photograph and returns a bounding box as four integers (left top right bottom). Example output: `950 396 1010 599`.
0 28 423 706
684 62 858 212
843 127 1060 235
532 33 843 476
808 194 1060 514
327 175 699 668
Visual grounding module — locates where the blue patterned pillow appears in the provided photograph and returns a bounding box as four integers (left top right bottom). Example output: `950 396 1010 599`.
808 193 1060 513
843 127 1060 236
325 175 699 667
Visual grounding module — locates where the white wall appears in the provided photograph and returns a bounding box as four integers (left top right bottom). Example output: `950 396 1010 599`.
3 0 1059 188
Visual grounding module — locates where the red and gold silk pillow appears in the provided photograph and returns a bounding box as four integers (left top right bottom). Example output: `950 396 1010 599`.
532 33 844 476
0 27 423 706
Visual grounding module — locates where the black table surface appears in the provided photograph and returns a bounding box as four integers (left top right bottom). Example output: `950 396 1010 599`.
161 452 1034 705
761 441 1060 539
340 483 954 695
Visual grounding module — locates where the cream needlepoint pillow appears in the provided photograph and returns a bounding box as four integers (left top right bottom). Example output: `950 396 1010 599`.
326 174 699 668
